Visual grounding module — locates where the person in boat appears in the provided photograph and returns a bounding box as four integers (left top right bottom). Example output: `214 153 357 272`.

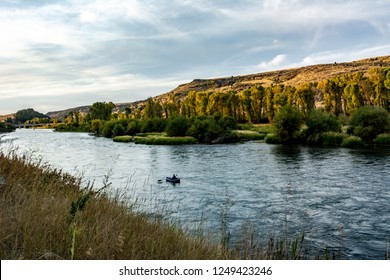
172 174 177 179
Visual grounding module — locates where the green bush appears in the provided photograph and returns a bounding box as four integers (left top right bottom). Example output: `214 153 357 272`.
348 106 390 142
341 136 364 148
140 118 167 133
133 136 197 145
306 110 340 135
373 134 390 146
112 122 125 137
166 116 189 137
113 136 133 143
274 105 303 142
125 120 141 135
265 133 282 144
187 117 220 143
101 120 116 138
320 132 344 146
90 119 104 135
216 115 237 131
0 122 15 133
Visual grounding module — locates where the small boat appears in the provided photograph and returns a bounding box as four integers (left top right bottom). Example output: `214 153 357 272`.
166 176 180 183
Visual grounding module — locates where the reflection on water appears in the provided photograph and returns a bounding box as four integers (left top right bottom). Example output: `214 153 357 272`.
1 129 389 259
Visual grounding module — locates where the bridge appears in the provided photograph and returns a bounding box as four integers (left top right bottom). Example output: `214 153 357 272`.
9 123 50 129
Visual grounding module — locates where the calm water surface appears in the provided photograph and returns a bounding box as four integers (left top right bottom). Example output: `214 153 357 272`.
1 129 389 259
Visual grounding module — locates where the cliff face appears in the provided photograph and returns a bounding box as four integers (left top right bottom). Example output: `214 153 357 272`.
46 54 390 118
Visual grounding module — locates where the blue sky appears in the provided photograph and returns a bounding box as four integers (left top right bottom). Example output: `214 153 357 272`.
1 0 390 115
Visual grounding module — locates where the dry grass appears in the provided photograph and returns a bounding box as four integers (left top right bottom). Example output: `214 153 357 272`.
0 151 229 260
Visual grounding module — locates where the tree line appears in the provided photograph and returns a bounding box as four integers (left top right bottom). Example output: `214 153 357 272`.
133 67 389 122
54 66 390 145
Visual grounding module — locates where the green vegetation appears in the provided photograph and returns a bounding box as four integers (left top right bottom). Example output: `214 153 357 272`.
113 134 198 145
274 105 303 143
0 122 15 133
133 135 198 145
347 106 390 142
15 108 48 123
320 132 344 146
341 136 365 148
373 134 390 146
52 65 390 147
305 110 341 144
264 133 282 144
232 130 266 141
113 135 133 143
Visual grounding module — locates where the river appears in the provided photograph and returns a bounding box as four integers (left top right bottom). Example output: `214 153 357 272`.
1 129 389 259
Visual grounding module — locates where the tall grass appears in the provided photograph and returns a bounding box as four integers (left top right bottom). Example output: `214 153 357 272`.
373 134 390 146
0 151 227 259
232 130 266 141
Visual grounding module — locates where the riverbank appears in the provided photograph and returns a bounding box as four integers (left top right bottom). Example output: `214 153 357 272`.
0 151 230 259
0 150 307 260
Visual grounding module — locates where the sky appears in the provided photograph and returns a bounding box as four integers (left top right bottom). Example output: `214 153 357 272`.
1 0 390 115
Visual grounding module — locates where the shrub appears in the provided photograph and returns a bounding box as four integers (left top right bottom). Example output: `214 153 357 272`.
0 122 15 133
101 120 116 138
306 110 340 135
341 136 364 148
373 134 390 146
113 136 133 143
274 105 303 142
132 136 197 145
348 106 390 142
216 115 237 131
166 116 189 137
187 117 220 143
125 120 141 135
320 132 344 146
112 122 125 137
90 119 104 135
265 133 282 144
140 118 167 133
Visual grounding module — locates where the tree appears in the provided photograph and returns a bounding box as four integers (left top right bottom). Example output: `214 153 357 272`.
274 105 303 142
296 84 315 116
166 116 189 137
348 106 390 142
344 83 364 115
89 102 115 121
15 108 48 123
143 98 163 119
306 110 340 135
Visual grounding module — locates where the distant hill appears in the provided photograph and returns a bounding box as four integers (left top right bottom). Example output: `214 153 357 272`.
46 54 390 119
0 114 15 122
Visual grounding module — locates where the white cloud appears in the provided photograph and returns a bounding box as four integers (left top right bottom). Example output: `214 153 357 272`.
256 54 288 71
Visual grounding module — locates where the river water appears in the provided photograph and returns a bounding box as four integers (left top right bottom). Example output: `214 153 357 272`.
1 129 389 259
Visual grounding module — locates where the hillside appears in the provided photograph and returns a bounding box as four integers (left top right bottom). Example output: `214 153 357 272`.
44 54 390 119
157 55 390 101
0 114 15 122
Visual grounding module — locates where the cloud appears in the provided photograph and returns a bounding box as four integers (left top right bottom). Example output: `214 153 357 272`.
256 54 288 71
1 0 390 115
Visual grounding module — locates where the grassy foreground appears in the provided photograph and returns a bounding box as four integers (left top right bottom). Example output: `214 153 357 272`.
0 150 309 260
0 151 230 260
